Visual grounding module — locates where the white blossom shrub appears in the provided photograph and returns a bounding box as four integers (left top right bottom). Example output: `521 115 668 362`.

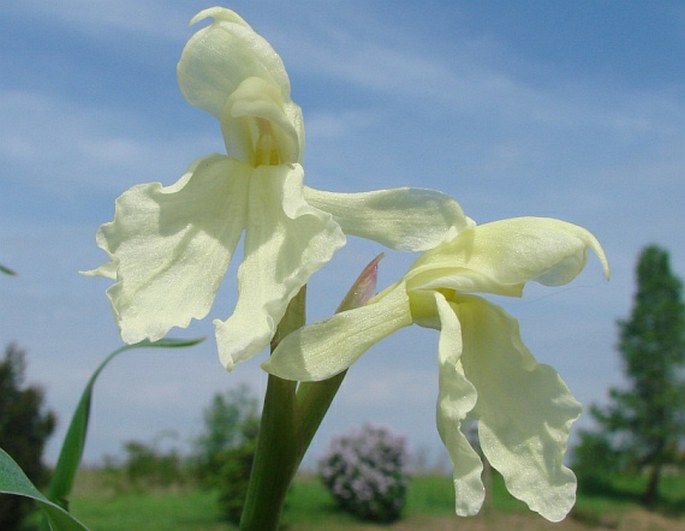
318 423 409 522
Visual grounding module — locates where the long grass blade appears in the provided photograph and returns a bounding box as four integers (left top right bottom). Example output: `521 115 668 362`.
46 337 204 509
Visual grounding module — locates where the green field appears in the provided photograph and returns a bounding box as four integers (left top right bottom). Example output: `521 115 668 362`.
64 470 685 530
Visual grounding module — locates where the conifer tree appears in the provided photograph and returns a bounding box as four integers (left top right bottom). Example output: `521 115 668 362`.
575 245 685 506
0 343 56 529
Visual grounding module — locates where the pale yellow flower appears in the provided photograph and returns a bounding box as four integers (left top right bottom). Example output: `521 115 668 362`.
85 8 466 369
264 216 610 521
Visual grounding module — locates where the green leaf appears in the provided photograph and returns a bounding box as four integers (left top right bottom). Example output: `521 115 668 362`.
0 263 16 276
0 447 88 530
46 337 204 509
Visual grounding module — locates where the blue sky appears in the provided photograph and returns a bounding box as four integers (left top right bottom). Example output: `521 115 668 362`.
1 1 684 467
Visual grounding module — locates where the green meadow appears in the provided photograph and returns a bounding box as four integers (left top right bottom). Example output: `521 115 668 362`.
64 470 685 530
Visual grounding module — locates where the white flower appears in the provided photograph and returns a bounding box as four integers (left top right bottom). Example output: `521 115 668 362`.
264 216 610 521
85 8 466 370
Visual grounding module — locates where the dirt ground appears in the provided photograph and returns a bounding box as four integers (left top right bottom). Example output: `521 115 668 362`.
293 508 685 531
392 509 684 530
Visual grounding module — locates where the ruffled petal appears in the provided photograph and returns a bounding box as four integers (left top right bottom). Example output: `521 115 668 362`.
87 154 248 344
215 163 346 370
432 293 485 516
262 281 412 380
177 7 303 164
453 295 581 522
304 186 473 251
408 217 609 296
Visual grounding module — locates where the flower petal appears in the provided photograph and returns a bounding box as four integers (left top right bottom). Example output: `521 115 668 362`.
178 8 303 164
432 293 485 516
304 187 472 251
262 281 412 380
215 163 346 370
454 295 581 522
88 154 247 344
408 217 609 296
178 7 289 119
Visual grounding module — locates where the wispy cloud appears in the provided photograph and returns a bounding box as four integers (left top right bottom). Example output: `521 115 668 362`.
0 89 223 201
292 24 685 138
6 0 196 42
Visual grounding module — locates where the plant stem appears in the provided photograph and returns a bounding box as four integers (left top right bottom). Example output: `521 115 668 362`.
294 255 382 459
295 372 346 462
239 255 381 529
239 288 305 531
239 373 298 530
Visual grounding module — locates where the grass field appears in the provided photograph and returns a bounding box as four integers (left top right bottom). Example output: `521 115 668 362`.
65 470 685 530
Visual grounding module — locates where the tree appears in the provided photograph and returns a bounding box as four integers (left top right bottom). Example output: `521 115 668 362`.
193 383 259 485
574 245 685 506
192 384 260 525
0 342 57 530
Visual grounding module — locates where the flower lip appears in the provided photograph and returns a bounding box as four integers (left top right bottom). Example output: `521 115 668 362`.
222 76 302 166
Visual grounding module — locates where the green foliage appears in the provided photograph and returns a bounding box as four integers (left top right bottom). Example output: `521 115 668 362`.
123 440 184 488
192 384 260 523
1 337 202 530
215 440 257 525
0 448 87 531
0 263 16 276
102 433 188 492
0 343 56 530
574 245 685 505
47 337 203 511
572 430 625 492
193 383 259 485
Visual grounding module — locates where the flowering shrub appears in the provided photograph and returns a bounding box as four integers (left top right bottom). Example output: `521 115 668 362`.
319 424 409 522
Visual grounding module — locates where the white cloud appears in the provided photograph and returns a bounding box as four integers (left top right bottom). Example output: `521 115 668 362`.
7 1 195 42
276 8 685 144
0 89 222 199
305 109 381 140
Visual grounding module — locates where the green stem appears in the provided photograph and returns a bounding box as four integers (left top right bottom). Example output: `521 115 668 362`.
239 254 381 529
239 289 305 531
295 372 347 462
294 255 382 458
239 374 298 530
